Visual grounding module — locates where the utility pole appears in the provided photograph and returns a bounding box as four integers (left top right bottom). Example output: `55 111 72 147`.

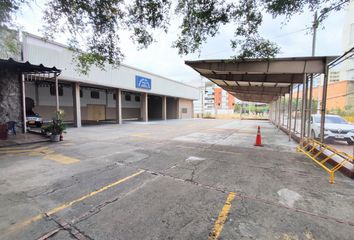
312 12 317 57
312 11 323 114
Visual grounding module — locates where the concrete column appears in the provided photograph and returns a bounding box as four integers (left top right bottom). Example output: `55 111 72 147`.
162 96 167 120
105 90 108 121
55 75 59 112
141 92 148 122
278 98 281 126
73 82 81 128
22 73 27 133
282 95 286 126
35 82 39 105
116 89 122 124
274 101 277 123
191 101 194 119
176 98 180 119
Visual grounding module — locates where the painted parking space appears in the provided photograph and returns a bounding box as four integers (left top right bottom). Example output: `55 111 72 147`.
1 170 144 237
0 119 353 239
0 145 80 164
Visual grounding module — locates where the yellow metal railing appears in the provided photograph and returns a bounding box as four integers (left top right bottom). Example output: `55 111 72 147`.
297 138 354 184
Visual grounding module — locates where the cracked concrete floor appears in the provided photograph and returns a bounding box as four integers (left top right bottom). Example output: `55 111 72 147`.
0 119 353 240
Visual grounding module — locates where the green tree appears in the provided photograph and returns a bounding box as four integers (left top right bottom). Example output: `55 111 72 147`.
0 0 349 73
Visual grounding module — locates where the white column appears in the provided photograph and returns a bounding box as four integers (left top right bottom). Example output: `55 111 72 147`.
141 93 148 122
22 73 27 133
162 96 167 120
116 89 122 124
73 82 81 127
35 82 39 105
105 90 108 121
55 75 59 112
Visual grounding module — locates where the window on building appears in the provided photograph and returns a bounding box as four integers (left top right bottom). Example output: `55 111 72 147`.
113 93 116 100
91 91 100 99
80 90 83 98
50 85 63 96
135 95 140 102
125 94 131 101
182 108 188 113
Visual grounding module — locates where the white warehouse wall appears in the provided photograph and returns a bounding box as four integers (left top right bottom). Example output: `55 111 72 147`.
22 33 199 100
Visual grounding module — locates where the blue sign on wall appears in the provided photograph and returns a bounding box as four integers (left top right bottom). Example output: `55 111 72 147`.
135 75 152 90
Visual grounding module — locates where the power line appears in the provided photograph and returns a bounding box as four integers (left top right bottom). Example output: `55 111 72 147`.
274 27 310 38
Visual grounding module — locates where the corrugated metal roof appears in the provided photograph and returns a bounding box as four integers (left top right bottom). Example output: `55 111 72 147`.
0 58 61 74
185 56 337 103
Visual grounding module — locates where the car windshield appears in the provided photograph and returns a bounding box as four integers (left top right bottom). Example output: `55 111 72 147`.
313 116 347 124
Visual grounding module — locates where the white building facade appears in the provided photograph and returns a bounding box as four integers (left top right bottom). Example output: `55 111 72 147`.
22 33 199 126
340 1 354 81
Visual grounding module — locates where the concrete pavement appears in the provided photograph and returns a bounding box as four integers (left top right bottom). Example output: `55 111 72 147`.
0 119 353 239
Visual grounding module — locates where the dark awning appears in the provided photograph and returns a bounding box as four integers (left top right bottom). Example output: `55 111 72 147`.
185 56 337 103
0 58 61 74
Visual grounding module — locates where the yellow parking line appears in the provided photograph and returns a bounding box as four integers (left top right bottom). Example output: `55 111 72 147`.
2 170 145 235
0 145 41 151
1 146 80 165
208 192 236 240
43 154 80 164
0 149 33 154
129 133 149 137
0 147 49 155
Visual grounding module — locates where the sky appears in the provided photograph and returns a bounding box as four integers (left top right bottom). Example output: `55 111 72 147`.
14 1 348 87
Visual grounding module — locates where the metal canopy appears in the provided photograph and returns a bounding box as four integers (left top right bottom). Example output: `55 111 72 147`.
0 58 61 74
185 56 336 103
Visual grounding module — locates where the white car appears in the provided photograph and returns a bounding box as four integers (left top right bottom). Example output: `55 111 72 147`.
310 114 354 145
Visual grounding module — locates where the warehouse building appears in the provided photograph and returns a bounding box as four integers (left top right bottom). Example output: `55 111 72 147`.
20 33 198 127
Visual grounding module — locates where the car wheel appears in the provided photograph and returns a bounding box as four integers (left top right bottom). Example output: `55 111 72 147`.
347 139 354 145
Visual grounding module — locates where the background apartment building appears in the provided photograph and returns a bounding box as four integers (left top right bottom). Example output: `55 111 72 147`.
307 2 354 112
194 81 235 117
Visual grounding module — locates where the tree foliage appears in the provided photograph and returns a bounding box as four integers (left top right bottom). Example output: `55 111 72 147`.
0 0 350 73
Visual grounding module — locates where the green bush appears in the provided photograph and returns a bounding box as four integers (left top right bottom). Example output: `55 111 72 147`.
42 110 66 135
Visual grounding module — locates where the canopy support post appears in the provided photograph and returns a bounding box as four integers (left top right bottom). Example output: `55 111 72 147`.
307 74 314 137
288 88 293 141
320 65 329 143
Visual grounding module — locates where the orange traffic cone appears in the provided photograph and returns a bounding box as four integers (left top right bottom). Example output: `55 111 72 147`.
254 126 263 147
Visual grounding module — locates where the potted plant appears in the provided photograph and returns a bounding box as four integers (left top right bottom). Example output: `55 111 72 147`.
45 110 66 142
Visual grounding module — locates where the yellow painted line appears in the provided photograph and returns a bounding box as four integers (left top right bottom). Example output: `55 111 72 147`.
43 154 80 164
61 142 75 146
0 149 34 154
0 147 49 155
1 146 79 164
208 192 236 240
0 145 43 151
129 133 149 137
3 170 145 235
